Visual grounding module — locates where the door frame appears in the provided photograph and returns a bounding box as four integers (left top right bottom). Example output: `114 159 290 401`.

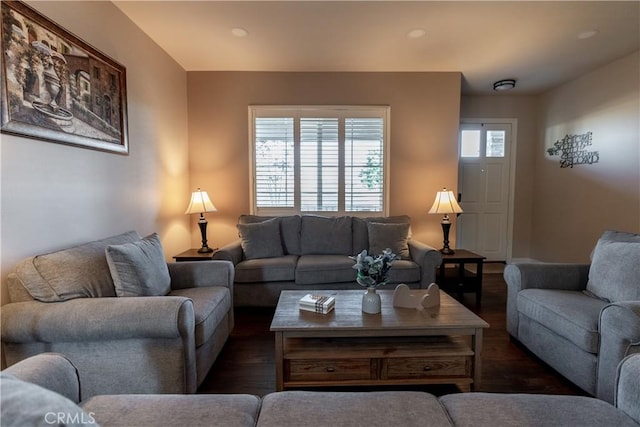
458 118 518 262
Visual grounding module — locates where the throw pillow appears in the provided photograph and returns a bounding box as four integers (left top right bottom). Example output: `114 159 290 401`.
300 215 352 255
367 222 411 259
587 231 640 302
0 373 97 426
14 231 141 302
237 217 284 259
105 233 171 297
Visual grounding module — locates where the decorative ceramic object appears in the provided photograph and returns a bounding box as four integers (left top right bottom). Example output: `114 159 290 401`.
421 283 441 308
362 287 382 314
393 284 420 308
392 283 441 310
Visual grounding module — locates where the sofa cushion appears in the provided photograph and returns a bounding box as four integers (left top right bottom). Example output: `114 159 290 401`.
353 215 411 254
105 233 171 297
387 259 421 284
301 216 352 255
239 215 301 255
587 231 640 302
517 289 607 353
237 218 284 259
13 231 140 302
367 222 411 259
82 394 260 427
295 255 357 285
235 255 298 283
0 372 97 426
170 286 231 347
439 393 638 427
257 391 453 427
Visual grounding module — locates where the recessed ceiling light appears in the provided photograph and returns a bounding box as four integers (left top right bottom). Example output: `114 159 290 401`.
407 28 426 39
578 29 598 40
231 27 249 38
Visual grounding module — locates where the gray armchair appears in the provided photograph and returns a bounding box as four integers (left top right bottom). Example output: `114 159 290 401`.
1 232 235 399
504 230 640 403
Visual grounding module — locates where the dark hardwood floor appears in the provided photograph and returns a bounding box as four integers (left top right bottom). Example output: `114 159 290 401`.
198 271 586 397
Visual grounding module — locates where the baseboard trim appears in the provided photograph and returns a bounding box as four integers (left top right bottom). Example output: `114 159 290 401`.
509 257 541 264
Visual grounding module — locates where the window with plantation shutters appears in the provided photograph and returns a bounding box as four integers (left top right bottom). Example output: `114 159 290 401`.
250 106 389 216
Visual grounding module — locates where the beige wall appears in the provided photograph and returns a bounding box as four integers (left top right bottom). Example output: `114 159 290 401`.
460 95 539 260
187 72 462 248
0 1 191 304
532 51 640 262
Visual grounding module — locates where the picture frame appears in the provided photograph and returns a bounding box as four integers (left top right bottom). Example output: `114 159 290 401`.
1 1 128 154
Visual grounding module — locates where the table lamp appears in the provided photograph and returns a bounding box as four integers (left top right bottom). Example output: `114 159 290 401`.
429 188 463 254
185 188 217 253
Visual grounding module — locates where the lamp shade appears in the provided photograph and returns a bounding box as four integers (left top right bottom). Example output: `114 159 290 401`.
429 188 463 214
185 188 217 214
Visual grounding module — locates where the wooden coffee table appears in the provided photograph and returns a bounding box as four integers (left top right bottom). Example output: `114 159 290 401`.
270 289 489 392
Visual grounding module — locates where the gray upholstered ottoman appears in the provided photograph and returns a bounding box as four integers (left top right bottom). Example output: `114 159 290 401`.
256 390 454 427
82 394 260 427
439 393 639 427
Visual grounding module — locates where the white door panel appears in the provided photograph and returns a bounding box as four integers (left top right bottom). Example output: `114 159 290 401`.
457 123 512 261
458 213 478 250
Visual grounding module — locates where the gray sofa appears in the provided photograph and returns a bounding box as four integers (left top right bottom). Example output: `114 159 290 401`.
504 230 640 404
2 352 640 427
213 214 442 306
1 231 235 398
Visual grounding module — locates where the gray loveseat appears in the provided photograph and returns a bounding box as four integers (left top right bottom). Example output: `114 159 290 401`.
1 231 235 398
505 230 640 403
2 352 640 426
213 214 442 306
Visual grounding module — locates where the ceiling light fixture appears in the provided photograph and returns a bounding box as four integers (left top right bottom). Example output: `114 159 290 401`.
231 27 249 37
407 28 426 39
493 79 516 91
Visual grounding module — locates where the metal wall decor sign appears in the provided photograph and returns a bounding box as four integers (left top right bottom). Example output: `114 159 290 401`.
546 131 598 168
1 1 128 154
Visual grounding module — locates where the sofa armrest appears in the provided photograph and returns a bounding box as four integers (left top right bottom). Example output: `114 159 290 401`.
504 263 590 338
212 240 243 265
615 354 640 424
408 240 442 287
168 260 235 290
597 301 640 403
2 353 80 403
1 297 194 343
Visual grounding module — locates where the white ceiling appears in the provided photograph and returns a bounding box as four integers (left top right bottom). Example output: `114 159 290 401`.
113 1 640 95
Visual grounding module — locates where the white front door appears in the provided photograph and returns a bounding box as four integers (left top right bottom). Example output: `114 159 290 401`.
456 122 513 261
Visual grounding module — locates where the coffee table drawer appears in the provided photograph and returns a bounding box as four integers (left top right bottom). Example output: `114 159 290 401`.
385 356 470 379
287 359 372 382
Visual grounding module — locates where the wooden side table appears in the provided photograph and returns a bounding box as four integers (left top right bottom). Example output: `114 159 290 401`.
436 249 486 305
173 248 218 262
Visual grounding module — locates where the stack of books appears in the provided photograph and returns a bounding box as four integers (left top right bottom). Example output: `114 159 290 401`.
299 294 335 314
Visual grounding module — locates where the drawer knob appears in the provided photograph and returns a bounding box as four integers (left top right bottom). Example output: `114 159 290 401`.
423 366 432 371
325 367 336 372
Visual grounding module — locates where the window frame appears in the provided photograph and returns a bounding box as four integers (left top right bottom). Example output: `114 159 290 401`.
249 105 390 217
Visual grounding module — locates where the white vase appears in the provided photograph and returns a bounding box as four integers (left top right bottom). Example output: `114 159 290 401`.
362 287 381 314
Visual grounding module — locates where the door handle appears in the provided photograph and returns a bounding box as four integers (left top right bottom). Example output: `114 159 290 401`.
457 193 462 217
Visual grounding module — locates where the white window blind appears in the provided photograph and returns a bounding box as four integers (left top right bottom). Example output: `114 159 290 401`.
345 117 384 212
254 117 294 207
250 106 389 215
300 118 339 211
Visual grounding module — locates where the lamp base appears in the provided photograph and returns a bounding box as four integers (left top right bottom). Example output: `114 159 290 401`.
440 216 455 255
197 215 214 254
